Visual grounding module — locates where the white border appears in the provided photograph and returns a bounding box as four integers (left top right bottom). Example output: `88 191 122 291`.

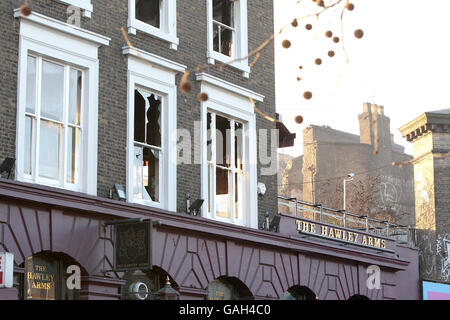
124 50 184 212
128 0 179 50
13 9 110 46
15 17 106 196
206 0 250 77
198 74 261 228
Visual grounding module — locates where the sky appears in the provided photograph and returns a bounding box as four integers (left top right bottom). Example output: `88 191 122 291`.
274 0 450 157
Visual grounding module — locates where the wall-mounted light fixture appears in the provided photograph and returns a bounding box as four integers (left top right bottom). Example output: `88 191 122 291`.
110 184 126 201
188 199 204 216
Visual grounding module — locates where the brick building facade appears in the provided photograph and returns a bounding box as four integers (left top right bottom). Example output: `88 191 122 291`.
0 1 419 300
400 108 450 284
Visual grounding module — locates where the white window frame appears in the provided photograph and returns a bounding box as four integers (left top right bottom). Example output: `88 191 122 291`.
196 73 263 228
206 0 250 78
128 0 179 50
14 10 110 195
124 46 185 211
205 112 247 225
54 0 93 18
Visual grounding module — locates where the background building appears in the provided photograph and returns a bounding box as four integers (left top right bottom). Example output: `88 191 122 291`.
280 103 415 227
400 108 450 287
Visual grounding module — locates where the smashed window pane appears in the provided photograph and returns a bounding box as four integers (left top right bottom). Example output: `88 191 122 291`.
146 94 161 147
133 88 162 203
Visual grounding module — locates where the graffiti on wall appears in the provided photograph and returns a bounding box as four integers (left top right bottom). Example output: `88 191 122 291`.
371 175 414 223
417 232 450 282
417 233 436 278
437 234 450 282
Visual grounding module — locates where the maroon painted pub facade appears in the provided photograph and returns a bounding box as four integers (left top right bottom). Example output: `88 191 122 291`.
0 178 420 300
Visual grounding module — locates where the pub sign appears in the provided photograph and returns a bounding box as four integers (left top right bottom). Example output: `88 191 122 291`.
114 220 152 271
24 255 57 300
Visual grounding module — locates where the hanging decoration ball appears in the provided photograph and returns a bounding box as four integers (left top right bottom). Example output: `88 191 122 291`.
197 92 209 102
354 29 364 39
282 39 292 48
20 5 32 17
295 115 304 124
303 91 312 100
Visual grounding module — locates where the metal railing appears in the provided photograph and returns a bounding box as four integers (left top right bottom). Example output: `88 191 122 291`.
278 195 417 246
213 20 234 56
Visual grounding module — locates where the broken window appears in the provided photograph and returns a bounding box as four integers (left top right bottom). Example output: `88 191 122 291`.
206 112 245 221
212 0 235 57
133 89 161 203
136 0 161 28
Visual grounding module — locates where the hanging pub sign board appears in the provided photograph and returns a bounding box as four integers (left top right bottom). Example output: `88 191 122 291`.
24 255 58 300
114 220 152 271
0 252 14 288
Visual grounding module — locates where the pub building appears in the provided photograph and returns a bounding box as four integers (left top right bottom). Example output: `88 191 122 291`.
0 0 420 300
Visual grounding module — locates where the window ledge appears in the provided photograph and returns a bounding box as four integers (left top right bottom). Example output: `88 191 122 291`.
128 19 179 50
13 8 110 46
19 177 83 195
131 198 163 210
207 51 250 78
195 72 264 102
122 46 186 73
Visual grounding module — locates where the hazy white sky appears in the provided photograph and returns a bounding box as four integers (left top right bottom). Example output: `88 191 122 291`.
274 0 450 157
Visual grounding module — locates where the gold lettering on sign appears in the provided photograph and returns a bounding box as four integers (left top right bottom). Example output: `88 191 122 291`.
303 221 309 232
328 228 334 238
294 220 386 250
342 231 348 241
348 232 354 242
374 238 381 248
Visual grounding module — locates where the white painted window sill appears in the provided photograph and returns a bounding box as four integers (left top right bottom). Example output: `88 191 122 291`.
128 19 179 50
